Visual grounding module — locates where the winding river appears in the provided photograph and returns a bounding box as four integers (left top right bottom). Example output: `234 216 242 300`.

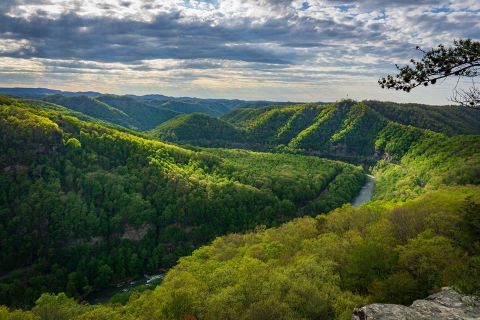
86 174 375 304
352 174 375 207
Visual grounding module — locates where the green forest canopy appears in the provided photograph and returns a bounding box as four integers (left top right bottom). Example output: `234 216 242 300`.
2 186 479 320
0 96 364 307
151 100 480 165
0 95 479 319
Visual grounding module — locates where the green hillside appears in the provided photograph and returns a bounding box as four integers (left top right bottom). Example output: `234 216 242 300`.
373 129 480 200
157 100 480 164
150 113 245 146
225 101 480 136
150 100 228 116
43 95 180 131
1 95 479 320
123 186 480 320
0 97 364 307
39 94 287 132
95 95 179 130
144 98 286 117
4 186 479 320
153 100 480 203
44 95 136 129
364 101 480 135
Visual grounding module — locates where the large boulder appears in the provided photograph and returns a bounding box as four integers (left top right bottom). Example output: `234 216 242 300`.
352 287 480 320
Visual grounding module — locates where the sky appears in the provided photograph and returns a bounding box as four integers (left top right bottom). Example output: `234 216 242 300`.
0 0 479 103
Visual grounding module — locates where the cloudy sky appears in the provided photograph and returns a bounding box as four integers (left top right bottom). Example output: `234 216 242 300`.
0 0 478 103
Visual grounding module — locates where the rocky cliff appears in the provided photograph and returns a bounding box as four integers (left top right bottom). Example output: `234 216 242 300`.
352 287 480 320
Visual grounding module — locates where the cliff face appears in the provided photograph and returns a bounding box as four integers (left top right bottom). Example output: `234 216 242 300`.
352 287 480 320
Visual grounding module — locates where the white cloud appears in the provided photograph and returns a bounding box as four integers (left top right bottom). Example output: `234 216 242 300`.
0 0 478 103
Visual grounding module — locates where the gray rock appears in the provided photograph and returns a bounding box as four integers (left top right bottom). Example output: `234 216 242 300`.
352 287 480 320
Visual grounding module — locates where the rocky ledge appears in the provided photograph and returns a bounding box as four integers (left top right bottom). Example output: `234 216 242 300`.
352 287 480 320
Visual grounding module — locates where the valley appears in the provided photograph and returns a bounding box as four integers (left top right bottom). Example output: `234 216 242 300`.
0 93 479 319
1 1 479 319
0 96 364 307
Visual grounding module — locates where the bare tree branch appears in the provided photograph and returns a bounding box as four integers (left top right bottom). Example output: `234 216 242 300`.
450 80 480 108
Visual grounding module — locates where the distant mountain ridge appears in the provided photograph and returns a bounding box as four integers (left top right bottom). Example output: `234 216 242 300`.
0 87 290 131
0 87 101 98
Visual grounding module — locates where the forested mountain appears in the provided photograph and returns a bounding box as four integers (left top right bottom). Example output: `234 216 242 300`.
0 96 364 307
0 88 101 99
1 94 479 320
3 173 479 319
113 186 480 320
94 95 180 130
43 95 139 129
42 94 247 131
365 101 480 135
0 88 288 132
150 100 480 203
152 100 480 163
150 114 246 147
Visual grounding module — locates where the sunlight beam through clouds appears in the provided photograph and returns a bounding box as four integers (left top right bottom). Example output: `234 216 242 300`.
0 0 478 103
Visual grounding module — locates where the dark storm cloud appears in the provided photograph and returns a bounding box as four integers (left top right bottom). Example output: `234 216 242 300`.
0 0 478 102
0 0 406 65
0 11 301 64
1 0 476 67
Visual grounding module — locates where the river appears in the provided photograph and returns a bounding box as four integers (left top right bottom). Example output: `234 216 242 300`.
85 175 374 303
352 174 375 207
85 273 164 304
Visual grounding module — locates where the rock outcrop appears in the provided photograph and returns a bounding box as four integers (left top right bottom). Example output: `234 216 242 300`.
352 287 480 320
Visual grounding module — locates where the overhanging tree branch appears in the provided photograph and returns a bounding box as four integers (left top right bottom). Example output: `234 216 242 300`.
379 39 480 109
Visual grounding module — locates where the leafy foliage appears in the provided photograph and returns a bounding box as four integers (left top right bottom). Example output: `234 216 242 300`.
1 93 480 320
365 100 480 135
44 95 136 128
0 98 363 307
153 100 480 164
3 187 478 320
95 95 180 130
373 131 480 200
120 186 480 319
379 39 480 108
150 114 245 146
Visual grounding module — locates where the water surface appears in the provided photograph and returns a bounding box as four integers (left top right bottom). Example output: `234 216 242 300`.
352 175 375 207
86 273 164 304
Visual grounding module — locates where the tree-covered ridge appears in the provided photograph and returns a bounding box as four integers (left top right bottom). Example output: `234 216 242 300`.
174 100 480 145
127 186 480 320
207 149 365 214
152 101 389 161
364 100 480 135
220 103 303 128
149 96 480 212
44 95 136 129
152 100 480 166
2 95 480 319
16 90 290 133
228 100 480 135
43 94 182 131
95 95 180 130
0 97 364 307
149 113 246 146
3 186 479 320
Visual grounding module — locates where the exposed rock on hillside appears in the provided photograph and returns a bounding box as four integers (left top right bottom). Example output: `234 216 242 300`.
352 287 480 320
